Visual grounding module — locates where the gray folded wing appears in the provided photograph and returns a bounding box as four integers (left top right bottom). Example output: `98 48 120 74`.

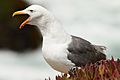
67 35 106 67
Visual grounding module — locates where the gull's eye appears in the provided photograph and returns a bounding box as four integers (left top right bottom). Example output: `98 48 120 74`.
29 10 34 12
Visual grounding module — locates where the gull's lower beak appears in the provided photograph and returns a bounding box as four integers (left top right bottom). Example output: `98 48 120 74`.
12 11 30 29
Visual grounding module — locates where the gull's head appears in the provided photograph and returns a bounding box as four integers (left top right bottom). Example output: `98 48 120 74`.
12 5 49 29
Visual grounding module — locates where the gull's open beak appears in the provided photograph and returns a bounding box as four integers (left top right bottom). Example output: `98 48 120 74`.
12 11 30 29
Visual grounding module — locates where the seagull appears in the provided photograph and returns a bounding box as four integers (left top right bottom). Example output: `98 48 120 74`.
13 5 106 73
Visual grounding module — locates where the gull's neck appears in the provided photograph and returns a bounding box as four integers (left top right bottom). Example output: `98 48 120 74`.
35 12 71 44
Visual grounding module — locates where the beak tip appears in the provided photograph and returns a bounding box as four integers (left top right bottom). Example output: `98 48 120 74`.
12 14 15 17
12 12 15 17
19 27 22 29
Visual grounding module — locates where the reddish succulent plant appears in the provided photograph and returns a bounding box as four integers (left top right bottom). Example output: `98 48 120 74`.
54 57 120 80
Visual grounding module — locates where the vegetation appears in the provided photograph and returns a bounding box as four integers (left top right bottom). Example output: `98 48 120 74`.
53 57 120 80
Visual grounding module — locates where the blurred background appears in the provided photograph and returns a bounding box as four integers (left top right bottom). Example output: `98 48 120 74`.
0 0 120 80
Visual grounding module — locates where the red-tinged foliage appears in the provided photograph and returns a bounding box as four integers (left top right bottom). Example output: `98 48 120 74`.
52 58 120 80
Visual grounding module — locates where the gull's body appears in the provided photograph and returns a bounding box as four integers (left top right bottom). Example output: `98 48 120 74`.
13 5 106 73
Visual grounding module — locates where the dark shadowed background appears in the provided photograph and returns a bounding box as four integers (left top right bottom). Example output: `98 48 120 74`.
0 0 42 52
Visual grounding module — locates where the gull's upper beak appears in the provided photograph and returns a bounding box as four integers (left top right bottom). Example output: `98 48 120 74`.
12 11 30 29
